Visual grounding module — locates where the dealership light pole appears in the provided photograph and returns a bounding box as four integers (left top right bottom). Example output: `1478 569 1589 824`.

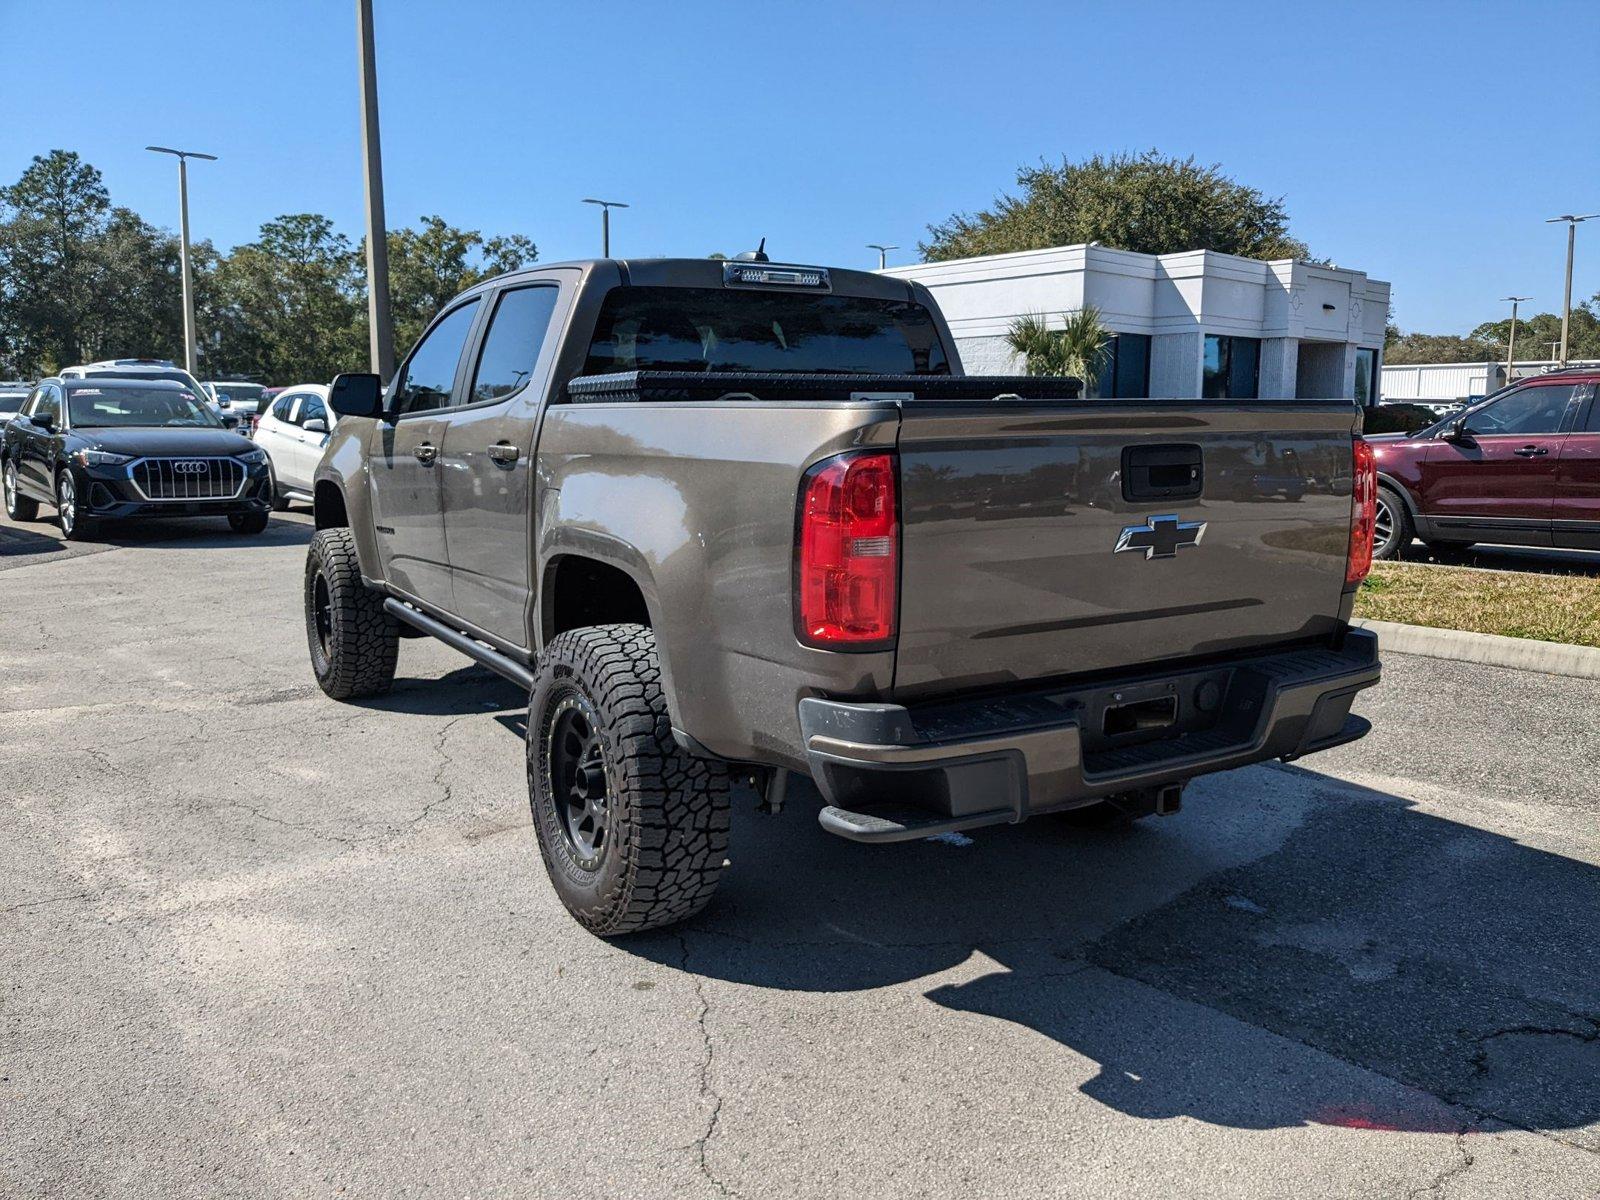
583 199 628 257
1501 295 1531 385
1546 213 1598 367
867 243 899 270
144 145 215 376
357 0 394 380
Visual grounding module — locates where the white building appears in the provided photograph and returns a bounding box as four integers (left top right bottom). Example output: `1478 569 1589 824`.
1380 359 1599 404
882 244 1391 403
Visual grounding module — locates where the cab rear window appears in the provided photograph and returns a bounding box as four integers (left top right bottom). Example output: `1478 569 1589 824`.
583 286 950 376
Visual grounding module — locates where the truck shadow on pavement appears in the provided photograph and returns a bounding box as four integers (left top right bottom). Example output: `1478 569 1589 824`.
634 765 1599 1141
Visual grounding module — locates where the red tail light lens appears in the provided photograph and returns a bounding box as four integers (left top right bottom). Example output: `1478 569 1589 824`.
1346 437 1377 587
797 451 898 648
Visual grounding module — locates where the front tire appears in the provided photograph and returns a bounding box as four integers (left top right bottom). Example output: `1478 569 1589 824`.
55 469 98 541
1373 485 1413 561
229 511 270 535
3 459 39 521
304 527 399 699
527 624 731 937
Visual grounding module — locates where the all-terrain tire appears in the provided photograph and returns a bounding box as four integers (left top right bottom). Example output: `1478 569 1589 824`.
527 623 731 937
304 526 399 699
230 511 270 534
3 458 39 521
1373 484 1414 561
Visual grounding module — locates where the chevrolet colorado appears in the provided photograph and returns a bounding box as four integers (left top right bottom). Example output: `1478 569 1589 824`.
306 256 1381 936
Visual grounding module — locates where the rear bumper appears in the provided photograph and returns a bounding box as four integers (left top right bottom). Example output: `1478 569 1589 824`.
800 629 1381 842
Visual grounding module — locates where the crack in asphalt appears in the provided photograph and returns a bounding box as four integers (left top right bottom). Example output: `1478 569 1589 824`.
680 933 741 1199
1406 1126 1477 1199
411 715 469 828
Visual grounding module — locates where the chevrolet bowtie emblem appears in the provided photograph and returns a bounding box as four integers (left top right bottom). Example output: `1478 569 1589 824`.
1114 514 1206 560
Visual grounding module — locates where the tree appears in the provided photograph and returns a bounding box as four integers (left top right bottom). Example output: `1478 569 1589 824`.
922 150 1310 263
1470 303 1600 363
0 150 113 372
1382 330 1497 365
376 215 537 352
1006 308 1109 388
204 214 365 383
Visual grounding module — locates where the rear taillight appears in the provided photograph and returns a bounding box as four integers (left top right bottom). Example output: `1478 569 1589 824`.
796 451 898 648
1346 437 1377 587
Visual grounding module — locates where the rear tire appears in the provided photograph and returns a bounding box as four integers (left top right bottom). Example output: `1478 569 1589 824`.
55 469 98 541
229 511 270 535
305 527 399 699
1373 485 1413 561
3 459 39 521
527 623 732 937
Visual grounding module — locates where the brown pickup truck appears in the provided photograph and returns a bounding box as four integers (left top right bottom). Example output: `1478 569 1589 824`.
305 256 1381 936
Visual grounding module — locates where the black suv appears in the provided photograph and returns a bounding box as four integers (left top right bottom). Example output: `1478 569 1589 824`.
1 377 273 540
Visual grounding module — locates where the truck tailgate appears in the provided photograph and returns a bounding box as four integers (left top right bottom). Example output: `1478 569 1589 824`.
892 401 1359 698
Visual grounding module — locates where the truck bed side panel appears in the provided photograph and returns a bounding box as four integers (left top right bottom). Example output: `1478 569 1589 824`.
535 401 898 767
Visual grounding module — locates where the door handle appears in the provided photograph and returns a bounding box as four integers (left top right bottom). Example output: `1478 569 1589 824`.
1512 445 1548 457
412 442 438 465
486 442 519 465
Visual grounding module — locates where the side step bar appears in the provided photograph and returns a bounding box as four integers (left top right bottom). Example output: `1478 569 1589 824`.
382 598 534 691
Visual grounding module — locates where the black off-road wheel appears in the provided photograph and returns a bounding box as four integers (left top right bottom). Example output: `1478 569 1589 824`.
3 458 39 521
304 527 399 699
1373 485 1413 561
527 623 732 937
56 469 98 541
229 511 270 535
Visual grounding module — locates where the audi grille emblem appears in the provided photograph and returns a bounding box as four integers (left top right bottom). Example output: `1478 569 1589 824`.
1114 514 1206 560
172 460 210 475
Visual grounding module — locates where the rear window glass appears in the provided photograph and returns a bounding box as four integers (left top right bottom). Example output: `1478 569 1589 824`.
582 286 951 376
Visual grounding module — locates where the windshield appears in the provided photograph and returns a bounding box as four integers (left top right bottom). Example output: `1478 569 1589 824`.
211 382 264 401
67 386 224 429
583 286 951 376
0 394 24 414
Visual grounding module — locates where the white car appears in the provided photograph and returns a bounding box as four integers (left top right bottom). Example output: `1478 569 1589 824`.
252 384 333 509
203 380 268 423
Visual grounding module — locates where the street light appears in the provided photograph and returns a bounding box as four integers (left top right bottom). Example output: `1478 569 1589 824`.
1500 295 1531 385
1545 213 1598 367
582 199 629 257
144 145 216 376
356 0 394 381
867 243 899 270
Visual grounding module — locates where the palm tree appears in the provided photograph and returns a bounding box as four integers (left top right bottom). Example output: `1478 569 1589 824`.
1006 306 1110 391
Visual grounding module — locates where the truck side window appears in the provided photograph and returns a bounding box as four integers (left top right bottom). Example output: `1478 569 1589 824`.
467 286 560 404
393 299 481 417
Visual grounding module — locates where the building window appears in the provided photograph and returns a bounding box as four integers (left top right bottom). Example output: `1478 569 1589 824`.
1354 348 1377 406
1203 335 1260 399
1087 333 1152 399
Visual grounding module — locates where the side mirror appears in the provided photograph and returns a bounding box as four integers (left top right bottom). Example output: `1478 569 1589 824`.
302 417 328 434
1446 416 1471 442
30 411 54 432
329 372 384 419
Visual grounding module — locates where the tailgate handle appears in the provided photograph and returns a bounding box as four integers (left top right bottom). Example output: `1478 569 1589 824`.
1123 444 1202 502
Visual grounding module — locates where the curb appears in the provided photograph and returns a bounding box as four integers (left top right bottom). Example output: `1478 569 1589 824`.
1353 618 1600 681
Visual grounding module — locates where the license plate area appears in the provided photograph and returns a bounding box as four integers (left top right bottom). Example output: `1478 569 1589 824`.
1103 694 1177 737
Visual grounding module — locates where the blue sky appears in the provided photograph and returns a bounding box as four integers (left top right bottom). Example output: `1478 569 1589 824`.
3 0 1597 334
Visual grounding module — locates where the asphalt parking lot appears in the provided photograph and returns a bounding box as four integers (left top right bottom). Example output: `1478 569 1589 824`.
4 509 1598 1199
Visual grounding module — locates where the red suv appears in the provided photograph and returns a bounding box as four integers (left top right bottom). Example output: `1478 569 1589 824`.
1368 368 1600 559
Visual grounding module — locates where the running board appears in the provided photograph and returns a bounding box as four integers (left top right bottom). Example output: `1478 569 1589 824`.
382 598 534 691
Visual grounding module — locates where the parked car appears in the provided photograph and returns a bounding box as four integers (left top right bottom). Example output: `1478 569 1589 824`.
202 380 269 423
1369 367 1600 558
251 383 332 508
1 377 272 540
303 256 1381 937
0 383 30 428
57 360 249 429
